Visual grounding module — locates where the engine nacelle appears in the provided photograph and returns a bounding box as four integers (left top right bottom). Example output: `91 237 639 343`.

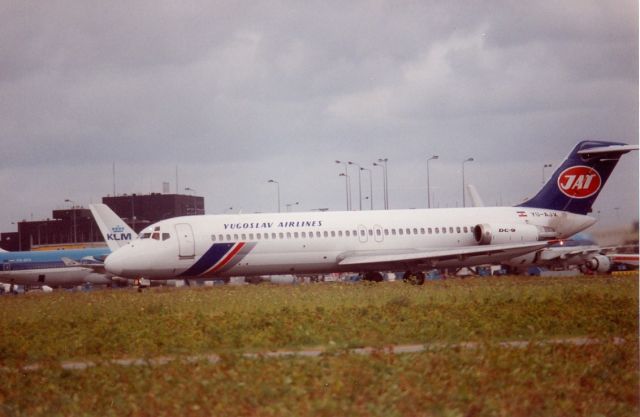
474 224 546 245
585 255 611 273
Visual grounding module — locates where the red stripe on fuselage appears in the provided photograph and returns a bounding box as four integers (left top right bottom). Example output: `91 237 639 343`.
201 242 246 277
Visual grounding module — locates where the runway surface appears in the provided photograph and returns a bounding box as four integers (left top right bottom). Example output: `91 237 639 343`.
9 336 627 372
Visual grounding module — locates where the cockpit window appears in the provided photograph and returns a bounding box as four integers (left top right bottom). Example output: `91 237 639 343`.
162 233 171 241
152 232 160 240
140 233 152 239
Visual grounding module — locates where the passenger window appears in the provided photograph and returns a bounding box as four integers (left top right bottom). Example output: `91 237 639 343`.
449 227 453 233
294 232 299 238
353 230 357 236
413 228 418 235
428 228 432 234
218 234 224 241
368 229 373 236
211 235 216 242
272 233 277 239
257 233 261 239
301 232 306 238
226 234 231 241
435 228 440 234
338 231 343 237
331 231 336 237
406 228 411 235
360 230 365 236
279 232 284 239
420 228 425 234
392 229 396 235
316 231 321 238
442 228 447 234
242 234 247 240
264 233 269 240
286 232 292 239
234 234 239 240
456 227 461 233
384 229 389 236
463 227 468 233
162 233 170 241
309 232 313 238
323 231 328 238
345 231 350 237
376 229 381 236
399 229 404 235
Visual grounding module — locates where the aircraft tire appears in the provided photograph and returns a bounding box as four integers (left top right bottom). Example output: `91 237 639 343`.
403 271 425 285
363 271 384 282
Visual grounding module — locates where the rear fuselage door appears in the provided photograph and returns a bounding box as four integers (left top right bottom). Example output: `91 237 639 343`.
175 223 195 259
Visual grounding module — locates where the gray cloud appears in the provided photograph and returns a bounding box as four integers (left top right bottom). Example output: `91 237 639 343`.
0 0 637 233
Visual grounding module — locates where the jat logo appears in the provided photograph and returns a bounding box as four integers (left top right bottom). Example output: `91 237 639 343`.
557 166 601 199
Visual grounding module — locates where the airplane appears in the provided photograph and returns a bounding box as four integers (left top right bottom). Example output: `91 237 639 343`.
104 140 638 285
503 234 639 274
0 204 136 289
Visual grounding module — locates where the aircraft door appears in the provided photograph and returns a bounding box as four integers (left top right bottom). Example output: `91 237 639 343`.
373 225 384 243
175 223 195 259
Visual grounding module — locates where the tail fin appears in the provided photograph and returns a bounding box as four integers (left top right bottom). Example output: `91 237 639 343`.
518 140 637 215
89 204 137 252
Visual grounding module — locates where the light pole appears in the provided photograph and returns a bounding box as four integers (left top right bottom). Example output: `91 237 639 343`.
374 158 389 209
426 155 439 208
542 163 552 184
462 158 474 207
360 167 373 210
338 173 351 210
64 199 77 243
335 160 351 210
348 161 363 210
267 179 280 213
286 202 299 212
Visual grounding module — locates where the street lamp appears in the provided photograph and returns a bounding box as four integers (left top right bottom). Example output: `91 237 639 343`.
335 160 351 210
286 202 299 212
348 161 363 210
338 173 351 210
267 179 281 213
542 163 552 184
462 158 474 207
426 155 439 208
360 167 373 210
373 158 389 209
64 199 77 243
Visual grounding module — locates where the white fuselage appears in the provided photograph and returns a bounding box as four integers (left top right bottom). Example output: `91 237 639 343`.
105 206 595 280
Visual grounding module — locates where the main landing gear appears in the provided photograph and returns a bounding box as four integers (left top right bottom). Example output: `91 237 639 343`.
362 271 384 282
402 271 425 285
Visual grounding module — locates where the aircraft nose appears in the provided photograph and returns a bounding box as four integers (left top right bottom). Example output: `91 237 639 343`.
104 250 124 277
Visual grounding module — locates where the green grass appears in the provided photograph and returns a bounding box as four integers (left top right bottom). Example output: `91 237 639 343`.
0 275 637 416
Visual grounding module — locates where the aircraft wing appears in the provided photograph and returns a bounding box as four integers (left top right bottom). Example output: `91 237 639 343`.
337 241 549 267
61 257 107 274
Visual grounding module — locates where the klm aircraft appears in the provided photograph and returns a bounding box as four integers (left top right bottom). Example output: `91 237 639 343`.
0 205 135 289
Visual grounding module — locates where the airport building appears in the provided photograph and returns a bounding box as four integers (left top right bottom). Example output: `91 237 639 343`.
1 193 204 251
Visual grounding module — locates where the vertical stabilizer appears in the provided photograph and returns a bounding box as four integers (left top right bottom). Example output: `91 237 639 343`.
89 204 137 252
518 141 637 215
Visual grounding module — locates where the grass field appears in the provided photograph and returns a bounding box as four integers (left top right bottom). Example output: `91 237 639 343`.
0 275 637 416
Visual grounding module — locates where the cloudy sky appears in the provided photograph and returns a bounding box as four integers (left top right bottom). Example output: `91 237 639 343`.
1 0 637 234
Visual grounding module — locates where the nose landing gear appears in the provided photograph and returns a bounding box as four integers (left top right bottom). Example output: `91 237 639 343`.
402 271 425 285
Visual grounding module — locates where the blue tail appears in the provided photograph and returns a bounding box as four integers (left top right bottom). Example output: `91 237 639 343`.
518 140 635 215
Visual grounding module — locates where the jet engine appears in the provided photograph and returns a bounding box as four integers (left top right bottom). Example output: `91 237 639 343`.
584 255 611 273
474 224 552 245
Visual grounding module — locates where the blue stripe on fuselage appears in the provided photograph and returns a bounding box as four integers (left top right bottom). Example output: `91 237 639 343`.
180 243 235 277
